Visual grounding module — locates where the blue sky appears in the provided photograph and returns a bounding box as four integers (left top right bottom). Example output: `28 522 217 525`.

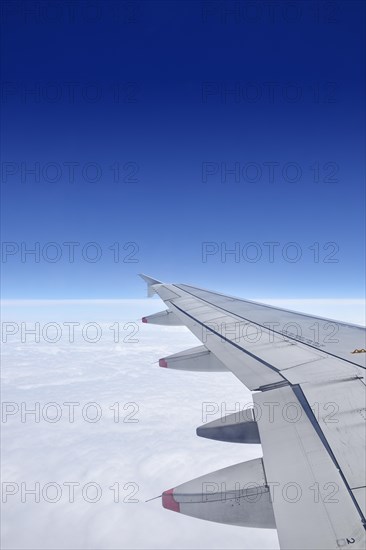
1 0 365 299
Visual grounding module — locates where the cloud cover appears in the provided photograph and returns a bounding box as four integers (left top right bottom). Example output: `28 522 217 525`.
2 298 364 549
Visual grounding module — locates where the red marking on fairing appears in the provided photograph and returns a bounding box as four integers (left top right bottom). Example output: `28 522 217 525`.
162 489 180 512
159 358 168 368
142 317 148 323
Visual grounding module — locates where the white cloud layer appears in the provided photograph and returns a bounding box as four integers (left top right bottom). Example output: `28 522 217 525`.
1 298 364 549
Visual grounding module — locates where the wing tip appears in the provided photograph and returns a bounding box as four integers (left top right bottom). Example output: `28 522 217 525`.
138 273 162 285
139 273 163 297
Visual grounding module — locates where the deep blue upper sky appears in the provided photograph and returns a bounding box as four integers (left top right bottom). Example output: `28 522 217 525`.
1 0 365 299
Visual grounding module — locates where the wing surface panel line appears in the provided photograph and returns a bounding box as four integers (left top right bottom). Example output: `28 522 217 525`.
172 284 365 369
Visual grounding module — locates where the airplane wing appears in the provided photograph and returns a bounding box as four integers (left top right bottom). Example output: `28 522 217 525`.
140 274 366 550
